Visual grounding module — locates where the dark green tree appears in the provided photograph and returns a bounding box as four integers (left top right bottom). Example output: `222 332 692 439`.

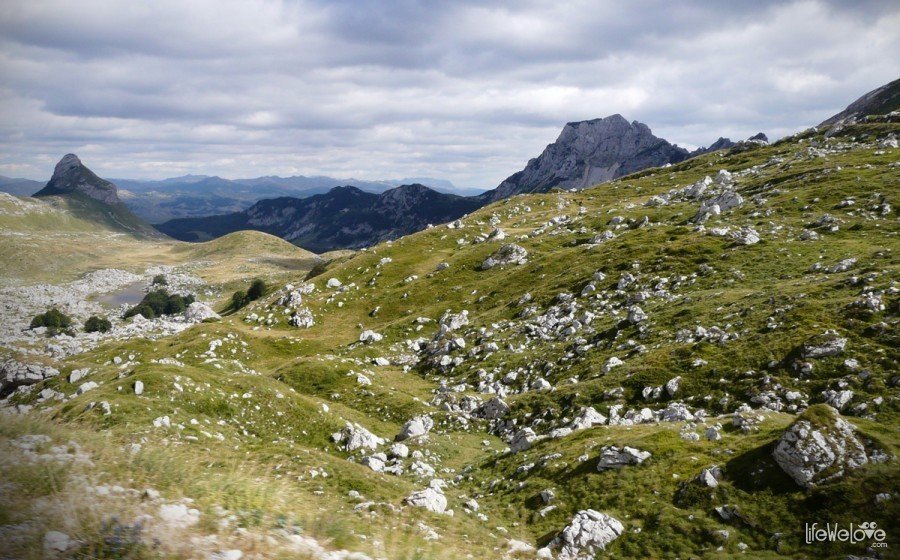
84 316 112 333
247 278 267 301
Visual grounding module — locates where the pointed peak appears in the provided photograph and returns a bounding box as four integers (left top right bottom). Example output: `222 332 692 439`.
53 153 83 174
36 153 122 206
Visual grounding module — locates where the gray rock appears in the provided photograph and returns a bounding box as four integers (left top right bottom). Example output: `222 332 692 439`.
597 446 651 471
481 244 528 270
772 405 874 488
509 428 538 453
800 330 847 359
570 407 607 430
43 531 74 553
359 330 383 344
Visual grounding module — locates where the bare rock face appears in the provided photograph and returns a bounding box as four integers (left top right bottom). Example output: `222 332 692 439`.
549 509 625 559
485 115 690 201
35 154 121 206
772 404 881 489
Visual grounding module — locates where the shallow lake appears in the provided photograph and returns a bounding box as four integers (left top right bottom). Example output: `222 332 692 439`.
97 282 147 307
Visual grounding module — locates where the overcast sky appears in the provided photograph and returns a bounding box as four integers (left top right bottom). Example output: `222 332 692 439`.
0 0 897 188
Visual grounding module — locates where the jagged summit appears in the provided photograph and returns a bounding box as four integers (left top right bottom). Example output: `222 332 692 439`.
482 115 691 201
35 153 121 206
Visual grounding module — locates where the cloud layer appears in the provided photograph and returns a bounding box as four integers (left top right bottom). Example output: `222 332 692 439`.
0 0 897 187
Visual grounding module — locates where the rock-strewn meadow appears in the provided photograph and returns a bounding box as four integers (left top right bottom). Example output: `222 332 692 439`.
1 116 898 558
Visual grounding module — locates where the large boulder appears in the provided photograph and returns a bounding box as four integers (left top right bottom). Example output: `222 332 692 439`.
549 509 624 560
509 428 539 453
396 415 434 441
772 404 881 489
183 302 220 322
404 486 447 514
596 446 651 471
332 422 385 452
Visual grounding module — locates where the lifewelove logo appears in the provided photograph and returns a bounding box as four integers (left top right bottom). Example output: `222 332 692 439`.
805 522 888 548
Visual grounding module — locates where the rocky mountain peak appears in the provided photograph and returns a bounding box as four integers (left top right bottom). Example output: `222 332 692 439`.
35 153 122 206
483 114 690 201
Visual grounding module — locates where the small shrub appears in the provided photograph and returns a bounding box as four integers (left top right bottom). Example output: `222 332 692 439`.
84 315 112 333
30 308 72 330
247 278 267 301
151 274 167 286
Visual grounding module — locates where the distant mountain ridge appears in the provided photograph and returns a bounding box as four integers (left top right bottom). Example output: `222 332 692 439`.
156 184 483 253
155 114 747 251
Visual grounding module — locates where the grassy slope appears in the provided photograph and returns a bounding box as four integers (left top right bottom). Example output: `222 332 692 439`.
0 194 318 287
3 120 898 559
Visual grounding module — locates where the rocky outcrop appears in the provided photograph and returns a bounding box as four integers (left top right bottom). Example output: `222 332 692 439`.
547 509 625 560
483 115 691 201
0 360 60 397
772 404 884 489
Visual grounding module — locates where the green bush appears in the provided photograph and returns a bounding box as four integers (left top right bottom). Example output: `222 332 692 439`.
231 290 248 310
84 315 112 333
247 278 267 301
151 274 167 286
30 308 72 330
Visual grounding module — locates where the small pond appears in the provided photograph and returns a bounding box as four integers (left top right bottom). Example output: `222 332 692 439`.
96 282 147 307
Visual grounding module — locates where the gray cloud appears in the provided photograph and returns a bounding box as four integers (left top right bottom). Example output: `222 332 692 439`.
0 0 897 187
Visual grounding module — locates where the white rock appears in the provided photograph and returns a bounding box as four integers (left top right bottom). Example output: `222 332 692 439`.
404 486 447 514
43 531 74 553
359 330 383 344
183 302 220 322
397 415 435 441
550 509 624 559
76 381 98 395
158 503 200 526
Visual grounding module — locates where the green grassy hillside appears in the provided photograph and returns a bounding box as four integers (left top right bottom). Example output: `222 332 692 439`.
2 117 897 559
